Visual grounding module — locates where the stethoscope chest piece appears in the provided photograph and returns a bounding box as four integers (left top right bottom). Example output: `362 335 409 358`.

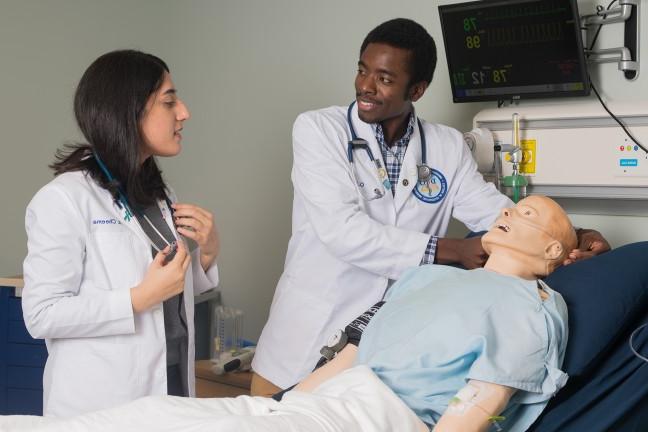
417 164 432 184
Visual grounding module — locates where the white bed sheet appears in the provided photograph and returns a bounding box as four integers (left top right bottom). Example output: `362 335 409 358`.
0 365 426 432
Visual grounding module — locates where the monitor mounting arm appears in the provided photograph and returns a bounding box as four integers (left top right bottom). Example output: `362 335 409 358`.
581 0 640 80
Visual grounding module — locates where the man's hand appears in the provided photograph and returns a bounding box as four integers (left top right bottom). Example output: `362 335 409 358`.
563 229 611 265
435 237 488 269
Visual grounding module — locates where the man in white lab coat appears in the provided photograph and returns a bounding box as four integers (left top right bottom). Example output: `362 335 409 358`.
251 18 609 395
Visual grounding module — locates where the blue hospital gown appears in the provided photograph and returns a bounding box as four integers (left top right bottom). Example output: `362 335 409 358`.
355 265 568 431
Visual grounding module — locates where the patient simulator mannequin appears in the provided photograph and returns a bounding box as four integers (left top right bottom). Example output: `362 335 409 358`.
293 194 577 432
1 196 576 432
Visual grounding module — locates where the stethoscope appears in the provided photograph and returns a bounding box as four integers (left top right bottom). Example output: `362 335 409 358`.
346 101 433 201
93 151 178 258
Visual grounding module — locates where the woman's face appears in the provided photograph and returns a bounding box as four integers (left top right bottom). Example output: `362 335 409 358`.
140 72 190 161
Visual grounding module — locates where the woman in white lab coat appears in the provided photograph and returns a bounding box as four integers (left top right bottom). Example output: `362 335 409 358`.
22 50 220 417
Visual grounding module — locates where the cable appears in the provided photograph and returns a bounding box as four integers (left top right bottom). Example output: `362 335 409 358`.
586 0 648 154
586 0 618 53
629 323 648 363
590 82 648 154
589 2 648 361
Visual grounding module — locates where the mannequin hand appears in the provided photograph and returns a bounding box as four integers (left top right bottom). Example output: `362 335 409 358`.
435 237 488 269
172 203 219 271
563 229 611 265
130 241 191 313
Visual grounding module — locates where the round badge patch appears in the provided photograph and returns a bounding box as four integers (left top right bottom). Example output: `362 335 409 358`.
412 169 447 204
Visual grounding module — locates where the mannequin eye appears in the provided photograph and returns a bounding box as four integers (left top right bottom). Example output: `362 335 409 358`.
517 206 535 216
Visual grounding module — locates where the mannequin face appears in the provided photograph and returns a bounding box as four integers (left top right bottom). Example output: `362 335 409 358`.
482 195 576 277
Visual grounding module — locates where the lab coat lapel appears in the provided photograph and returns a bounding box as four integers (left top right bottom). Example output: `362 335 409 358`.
114 203 152 250
394 117 422 213
88 178 153 250
157 199 178 241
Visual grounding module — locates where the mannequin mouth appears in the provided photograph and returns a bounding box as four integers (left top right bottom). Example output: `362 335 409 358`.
496 224 510 232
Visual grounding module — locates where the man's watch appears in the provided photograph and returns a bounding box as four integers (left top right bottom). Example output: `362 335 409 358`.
319 329 349 361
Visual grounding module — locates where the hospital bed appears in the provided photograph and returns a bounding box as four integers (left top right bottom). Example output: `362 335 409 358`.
530 241 648 431
1 242 647 432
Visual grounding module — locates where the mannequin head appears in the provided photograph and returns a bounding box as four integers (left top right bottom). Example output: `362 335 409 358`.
482 195 577 279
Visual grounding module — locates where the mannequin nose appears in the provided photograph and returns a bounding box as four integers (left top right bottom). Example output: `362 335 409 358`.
501 208 511 217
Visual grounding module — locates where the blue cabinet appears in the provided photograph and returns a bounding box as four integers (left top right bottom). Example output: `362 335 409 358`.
0 286 47 415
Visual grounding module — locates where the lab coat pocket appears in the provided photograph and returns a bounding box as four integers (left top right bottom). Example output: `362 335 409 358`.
279 276 335 367
89 229 143 291
47 340 145 415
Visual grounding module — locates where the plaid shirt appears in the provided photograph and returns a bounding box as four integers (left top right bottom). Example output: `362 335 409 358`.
373 114 438 265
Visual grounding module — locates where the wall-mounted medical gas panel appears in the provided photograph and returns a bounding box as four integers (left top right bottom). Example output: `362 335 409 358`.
472 101 648 200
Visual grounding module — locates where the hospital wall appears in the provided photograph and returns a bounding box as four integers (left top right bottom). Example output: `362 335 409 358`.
0 0 646 343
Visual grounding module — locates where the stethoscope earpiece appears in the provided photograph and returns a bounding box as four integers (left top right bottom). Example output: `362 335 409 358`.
347 138 374 163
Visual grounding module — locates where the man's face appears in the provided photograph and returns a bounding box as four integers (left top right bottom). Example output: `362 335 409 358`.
354 43 418 125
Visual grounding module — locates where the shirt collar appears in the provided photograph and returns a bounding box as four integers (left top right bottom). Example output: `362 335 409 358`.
373 112 416 153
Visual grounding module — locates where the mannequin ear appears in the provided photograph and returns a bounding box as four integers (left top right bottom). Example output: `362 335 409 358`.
544 240 564 260
409 81 428 102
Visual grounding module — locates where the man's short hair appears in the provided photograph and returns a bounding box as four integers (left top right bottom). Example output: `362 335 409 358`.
360 18 437 86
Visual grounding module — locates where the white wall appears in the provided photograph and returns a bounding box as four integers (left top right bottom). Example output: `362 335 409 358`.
1 0 647 341
0 0 195 274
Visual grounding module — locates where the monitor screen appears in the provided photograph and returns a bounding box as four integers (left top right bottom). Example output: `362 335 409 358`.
438 0 590 103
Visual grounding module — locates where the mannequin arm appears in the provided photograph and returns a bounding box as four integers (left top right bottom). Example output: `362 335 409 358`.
434 380 515 432
294 344 358 393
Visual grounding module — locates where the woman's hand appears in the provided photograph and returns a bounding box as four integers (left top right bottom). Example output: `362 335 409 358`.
130 241 190 313
171 203 220 271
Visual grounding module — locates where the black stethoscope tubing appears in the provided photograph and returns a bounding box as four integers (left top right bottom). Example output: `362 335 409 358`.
346 101 427 164
93 151 177 253
346 102 432 184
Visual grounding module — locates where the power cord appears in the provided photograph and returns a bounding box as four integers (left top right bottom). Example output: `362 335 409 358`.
588 0 648 363
584 0 618 49
629 323 648 363
586 0 648 154
589 82 648 153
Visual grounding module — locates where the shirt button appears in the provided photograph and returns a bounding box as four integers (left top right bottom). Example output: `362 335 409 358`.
402 179 409 187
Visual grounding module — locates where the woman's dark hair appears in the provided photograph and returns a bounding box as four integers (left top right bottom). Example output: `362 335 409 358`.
360 18 437 87
51 49 170 209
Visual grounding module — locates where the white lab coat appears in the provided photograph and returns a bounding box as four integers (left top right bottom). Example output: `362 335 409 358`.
22 171 219 417
252 104 512 389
